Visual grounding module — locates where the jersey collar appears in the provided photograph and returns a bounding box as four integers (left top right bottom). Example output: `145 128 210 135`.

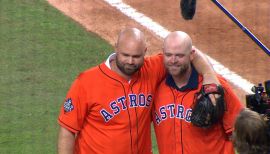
105 52 116 69
165 65 199 92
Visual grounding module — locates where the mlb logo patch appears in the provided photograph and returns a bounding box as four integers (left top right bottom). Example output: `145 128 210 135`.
64 98 74 113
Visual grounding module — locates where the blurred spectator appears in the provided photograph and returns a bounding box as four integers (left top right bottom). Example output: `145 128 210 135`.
233 109 270 154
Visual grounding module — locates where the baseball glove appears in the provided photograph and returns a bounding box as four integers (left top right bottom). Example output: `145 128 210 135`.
191 84 225 128
180 0 197 20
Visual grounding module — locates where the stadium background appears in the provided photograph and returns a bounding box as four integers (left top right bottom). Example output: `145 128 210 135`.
1 0 269 153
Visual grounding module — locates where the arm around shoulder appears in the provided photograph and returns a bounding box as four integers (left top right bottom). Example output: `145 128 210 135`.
191 46 219 85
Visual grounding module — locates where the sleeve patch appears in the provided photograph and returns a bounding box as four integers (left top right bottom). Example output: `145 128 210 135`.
64 98 74 113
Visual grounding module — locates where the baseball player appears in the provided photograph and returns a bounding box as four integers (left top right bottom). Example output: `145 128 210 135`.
57 28 219 154
152 31 244 154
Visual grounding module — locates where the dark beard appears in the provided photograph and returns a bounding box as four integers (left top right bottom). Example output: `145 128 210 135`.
178 64 189 76
115 58 140 76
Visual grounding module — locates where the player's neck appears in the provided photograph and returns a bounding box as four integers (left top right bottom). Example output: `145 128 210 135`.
172 66 192 89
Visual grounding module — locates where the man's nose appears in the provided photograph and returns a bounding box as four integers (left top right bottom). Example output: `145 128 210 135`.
170 56 176 64
127 57 134 64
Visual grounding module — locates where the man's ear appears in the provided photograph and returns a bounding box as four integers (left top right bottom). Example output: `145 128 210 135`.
162 47 165 53
144 47 147 53
114 43 118 53
190 48 196 61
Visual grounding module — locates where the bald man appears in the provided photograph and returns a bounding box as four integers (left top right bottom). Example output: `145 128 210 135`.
152 31 243 154
57 28 219 154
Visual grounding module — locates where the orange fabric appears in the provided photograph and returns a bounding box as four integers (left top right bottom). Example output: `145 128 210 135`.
152 75 243 154
58 54 166 154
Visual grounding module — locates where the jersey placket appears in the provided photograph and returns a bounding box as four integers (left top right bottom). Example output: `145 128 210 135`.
175 89 192 154
175 91 184 154
125 80 139 154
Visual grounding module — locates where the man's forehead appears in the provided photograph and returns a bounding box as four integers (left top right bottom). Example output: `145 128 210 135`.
117 40 145 51
117 48 144 56
164 49 186 55
165 41 191 54
164 44 186 52
164 32 192 51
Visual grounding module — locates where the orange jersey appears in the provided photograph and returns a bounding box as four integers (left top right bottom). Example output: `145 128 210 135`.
152 67 243 154
58 54 166 154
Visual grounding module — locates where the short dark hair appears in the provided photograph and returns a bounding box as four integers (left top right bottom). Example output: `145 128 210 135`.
233 109 270 154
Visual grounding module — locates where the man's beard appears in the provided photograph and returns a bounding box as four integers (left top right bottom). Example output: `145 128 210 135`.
167 63 189 76
178 64 189 75
116 58 141 76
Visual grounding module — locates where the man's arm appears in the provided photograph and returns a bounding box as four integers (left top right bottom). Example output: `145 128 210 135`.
191 46 219 85
58 126 76 154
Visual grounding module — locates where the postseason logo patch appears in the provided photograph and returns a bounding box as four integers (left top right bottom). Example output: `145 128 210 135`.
64 98 74 113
